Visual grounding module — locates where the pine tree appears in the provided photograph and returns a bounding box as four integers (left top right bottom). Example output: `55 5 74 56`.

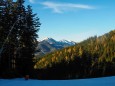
0 0 16 76
16 4 40 76
0 0 40 78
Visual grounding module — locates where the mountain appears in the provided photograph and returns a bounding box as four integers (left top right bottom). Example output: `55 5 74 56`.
35 38 76 57
34 30 115 79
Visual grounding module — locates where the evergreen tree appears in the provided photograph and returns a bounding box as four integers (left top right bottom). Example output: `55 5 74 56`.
0 0 17 77
16 4 40 76
0 0 40 78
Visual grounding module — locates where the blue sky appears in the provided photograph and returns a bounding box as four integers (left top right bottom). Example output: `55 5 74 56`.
24 0 115 42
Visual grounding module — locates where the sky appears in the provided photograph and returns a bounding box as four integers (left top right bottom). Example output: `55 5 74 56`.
23 0 115 42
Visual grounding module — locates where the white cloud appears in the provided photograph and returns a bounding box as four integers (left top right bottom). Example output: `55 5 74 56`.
41 1 95 13
29 0 36 3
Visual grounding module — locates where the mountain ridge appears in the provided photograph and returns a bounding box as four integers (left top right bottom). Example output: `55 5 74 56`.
35 30 115 79
35 37 76 57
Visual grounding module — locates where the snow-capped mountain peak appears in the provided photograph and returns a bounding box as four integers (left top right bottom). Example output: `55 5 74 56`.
60 39 69 43
36 37 76 56
59 39 76 45
42 37 57 44
41 37 76 45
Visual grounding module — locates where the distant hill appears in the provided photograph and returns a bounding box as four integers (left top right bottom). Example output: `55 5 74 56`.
35 38 76 57
34 30 115 79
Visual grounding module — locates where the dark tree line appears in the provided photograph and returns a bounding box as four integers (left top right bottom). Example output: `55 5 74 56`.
0 0 40 78
35 30 115 79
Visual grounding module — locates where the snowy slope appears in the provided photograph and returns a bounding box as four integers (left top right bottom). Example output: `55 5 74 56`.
0 76 115 86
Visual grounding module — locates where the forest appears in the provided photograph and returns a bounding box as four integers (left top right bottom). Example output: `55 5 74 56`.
35 30 115 79
0 0 40 78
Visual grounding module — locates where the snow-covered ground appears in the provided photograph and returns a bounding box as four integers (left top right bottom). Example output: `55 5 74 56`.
0 76 115 86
